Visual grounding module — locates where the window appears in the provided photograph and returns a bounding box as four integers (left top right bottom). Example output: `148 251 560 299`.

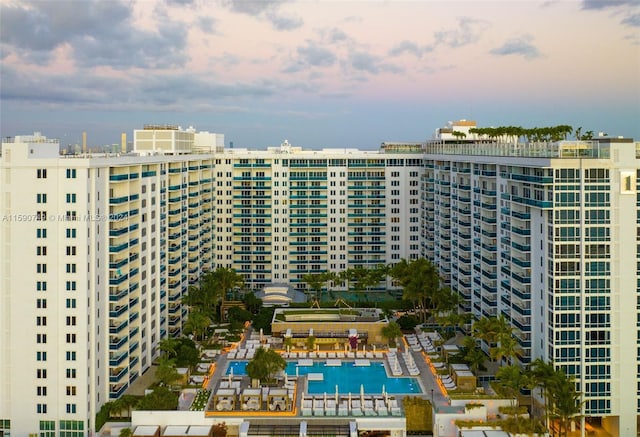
66 228 77 238
66 298 76 308
37 351 47 361
37 193 47 203
66 368 77 378
36 298 47 308
66 386 77 396
37 228 47 238
37 246 47 256
66 333 76 343
66 169 77 179
37 169 47 179
66 246 77 256
36 281 47 291
66 351 76 361
65 404 76 413
37 368 47 378
37 263 47 273
36 403 47 414
37 386 47 396
65 193 77 203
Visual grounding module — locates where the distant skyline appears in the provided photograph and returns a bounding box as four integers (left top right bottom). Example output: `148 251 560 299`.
1 0 639 149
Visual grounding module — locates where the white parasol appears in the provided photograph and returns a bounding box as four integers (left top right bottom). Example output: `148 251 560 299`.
335 384 339 403
360 384 365 403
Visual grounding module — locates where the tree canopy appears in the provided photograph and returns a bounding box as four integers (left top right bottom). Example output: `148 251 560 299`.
246 347 286 384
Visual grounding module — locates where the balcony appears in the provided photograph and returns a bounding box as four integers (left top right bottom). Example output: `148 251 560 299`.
109 319 128 334
109 382 129 399
109 366 127 383
109 351 129 367
110 336 127 351
109 305 128 318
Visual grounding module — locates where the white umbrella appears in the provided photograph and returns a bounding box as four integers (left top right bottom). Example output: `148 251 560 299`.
228 367 233 384
324 392 327 404
348 392 352 411
335 385 339 403
260 328 264 342
373 345 376 353
344 342 348 353
296 366 299 377
360 384 365 403
382 384 386 396
284 371 288 384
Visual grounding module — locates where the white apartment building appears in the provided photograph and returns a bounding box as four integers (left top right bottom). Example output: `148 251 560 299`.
1 123 639 436
211 140 423 292
0 128 422 435
421 133 640 436
0 129 217 436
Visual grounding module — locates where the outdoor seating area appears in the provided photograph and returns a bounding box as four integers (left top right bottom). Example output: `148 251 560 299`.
386 351 403 376
211 388 236 411
400 351 420 376
301 390 402 417
406 331 442 354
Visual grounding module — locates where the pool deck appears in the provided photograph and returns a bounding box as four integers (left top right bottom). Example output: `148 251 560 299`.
199 326 454 417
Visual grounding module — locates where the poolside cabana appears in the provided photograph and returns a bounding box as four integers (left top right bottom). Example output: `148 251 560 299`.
212 388 236 411
241 388 262 411
162 426 189 437
133 426 160 437
184 426 213 437
268 388 290 411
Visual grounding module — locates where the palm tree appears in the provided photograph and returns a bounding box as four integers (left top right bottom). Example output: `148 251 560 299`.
156 356 180 386
159 337 179 359
302 273 324 303
530 359 557 430
381 321 402 348
212 267 245 303
321 270 339 301
495 365 531 409
490 332 522 364
550 372 583 437
184 310 211 341
460 336 487 374
246 347 286 384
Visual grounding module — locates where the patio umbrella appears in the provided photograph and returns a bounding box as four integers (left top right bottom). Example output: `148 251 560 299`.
284 371 288 384
373 345 376 353
348 392 351 411
335 385 339 403
228 367 233 384
296 366 299 377
360 384 364 403
382 384 386 396
260 328 264 342
344 342 348 353
324 392 327 404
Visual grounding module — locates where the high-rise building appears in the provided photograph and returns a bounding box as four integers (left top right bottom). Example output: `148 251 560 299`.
421 129 639 436
1 123 638 436
0 128 423 435
0 128 216 435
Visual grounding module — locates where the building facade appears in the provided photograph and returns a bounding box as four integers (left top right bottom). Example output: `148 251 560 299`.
1 124 639 436
420 135 639 436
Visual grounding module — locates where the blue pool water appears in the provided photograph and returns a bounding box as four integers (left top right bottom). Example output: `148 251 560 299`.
226 361 422 395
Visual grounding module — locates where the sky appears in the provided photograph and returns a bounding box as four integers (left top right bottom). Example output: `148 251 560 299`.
1 0 639 150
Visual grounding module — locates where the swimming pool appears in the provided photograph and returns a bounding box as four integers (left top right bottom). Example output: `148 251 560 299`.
226 361 422 395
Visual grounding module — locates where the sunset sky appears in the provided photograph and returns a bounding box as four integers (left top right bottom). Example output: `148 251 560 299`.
1 0 639 149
